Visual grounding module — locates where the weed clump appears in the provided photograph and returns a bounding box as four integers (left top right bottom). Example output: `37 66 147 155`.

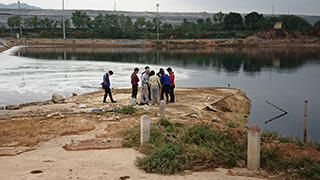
136 143 186 174
118 105 136 114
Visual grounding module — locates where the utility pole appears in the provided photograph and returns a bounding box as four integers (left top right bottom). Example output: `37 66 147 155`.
114 0 116 12
62 0 66 39
156 3 159 40
18 1 22 38
272 0 275 17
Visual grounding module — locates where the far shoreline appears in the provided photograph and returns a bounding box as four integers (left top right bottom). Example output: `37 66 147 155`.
1 37 320 53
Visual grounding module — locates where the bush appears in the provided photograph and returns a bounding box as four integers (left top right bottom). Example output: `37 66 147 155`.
261 145 280 172
136 143 187 174
122 126 140 147
182 125 246 168
261 131 279 141
118 105 136 114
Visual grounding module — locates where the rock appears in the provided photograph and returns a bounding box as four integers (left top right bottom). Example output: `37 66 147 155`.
190 114 200 119
0 106 5 110
130 98 137 106
47 112 62 118
102 116 120 121
212 118 220 123
72 93 78 96
5 105 21 110
52 94 65 104
78 104 87 108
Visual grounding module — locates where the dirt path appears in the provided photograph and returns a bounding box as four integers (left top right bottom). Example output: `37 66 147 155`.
0 141 262 180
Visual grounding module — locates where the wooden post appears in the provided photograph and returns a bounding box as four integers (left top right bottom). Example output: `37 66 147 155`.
304 100 308 143
159 100 166 119
140 115 150 146
247 124 261 171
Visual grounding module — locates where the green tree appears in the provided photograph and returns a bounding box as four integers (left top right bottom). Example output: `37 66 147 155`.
223 12 243 30
40 18 54 30
71 11 92 30
134 17 146 33
315 20 320 28
280 15 312 33
204 18 213 31
162 23 173 33
213 11 225 24
244 12 264 30
7 16 20 30
28 16 40 30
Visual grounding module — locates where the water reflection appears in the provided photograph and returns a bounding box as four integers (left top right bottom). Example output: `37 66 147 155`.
16 47 320 75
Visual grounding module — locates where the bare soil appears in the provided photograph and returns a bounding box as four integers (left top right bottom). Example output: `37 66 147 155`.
0 88 265 179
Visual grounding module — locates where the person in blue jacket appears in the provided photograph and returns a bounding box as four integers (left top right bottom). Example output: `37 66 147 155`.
103 70 116 103
159 68 170 103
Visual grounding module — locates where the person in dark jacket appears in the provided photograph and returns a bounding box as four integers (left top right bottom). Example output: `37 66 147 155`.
103 70 116 103
159 68 170 103
131 67 140 99
167 67 175 103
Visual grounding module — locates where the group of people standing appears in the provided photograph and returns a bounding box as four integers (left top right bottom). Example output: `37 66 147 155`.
131 66 175 105
102 66 175 105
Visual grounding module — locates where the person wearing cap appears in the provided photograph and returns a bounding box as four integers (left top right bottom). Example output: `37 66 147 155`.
103 70 116 103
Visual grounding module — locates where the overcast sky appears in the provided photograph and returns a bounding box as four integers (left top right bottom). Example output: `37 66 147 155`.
2 0 320 15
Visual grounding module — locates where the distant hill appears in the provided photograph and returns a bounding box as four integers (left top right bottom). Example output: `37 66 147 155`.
0 3 41 9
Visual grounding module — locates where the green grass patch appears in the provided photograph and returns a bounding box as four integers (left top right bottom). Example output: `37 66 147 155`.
123 121 320 178
261 131 279 141
118 105 136 114
261 145 281 172
226 122 238 128
136 143 187 174
131 123 247 174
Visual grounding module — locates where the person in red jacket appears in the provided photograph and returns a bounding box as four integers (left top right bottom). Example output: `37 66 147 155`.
167 67 175 103
131 67 140 99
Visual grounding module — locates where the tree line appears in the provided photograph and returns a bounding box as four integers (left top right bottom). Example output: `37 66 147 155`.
5 11 320 39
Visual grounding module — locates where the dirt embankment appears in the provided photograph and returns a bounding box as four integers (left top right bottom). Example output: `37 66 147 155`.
0 38 20 53
0 88 263 179
0 88 250 156
1 36 320 52
24 37 320 48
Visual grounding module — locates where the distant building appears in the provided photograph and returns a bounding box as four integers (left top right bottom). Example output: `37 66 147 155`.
274 22 283 30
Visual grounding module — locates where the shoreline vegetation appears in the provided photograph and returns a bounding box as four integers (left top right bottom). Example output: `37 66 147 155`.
0 88 320 179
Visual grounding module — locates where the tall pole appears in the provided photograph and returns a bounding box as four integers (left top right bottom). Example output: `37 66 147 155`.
18 1 22 38
272 0 275 17
303 100 308 143
156 3 159 40
62 0 66 39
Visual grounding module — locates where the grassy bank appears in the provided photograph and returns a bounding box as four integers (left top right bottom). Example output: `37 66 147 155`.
123 119 320 179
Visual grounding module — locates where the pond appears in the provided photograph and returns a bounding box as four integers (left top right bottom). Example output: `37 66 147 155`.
1 46 320 142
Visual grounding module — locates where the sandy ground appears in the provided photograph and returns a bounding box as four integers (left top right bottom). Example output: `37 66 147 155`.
0 143 261 180
0 87 266 179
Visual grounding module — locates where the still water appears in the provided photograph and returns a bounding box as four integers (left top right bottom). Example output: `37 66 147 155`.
1 46 320 142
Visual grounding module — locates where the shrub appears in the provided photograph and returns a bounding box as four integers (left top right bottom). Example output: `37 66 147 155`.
135 143 186 174
260 145 280 172
118 105 136 114
261 131 279 141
